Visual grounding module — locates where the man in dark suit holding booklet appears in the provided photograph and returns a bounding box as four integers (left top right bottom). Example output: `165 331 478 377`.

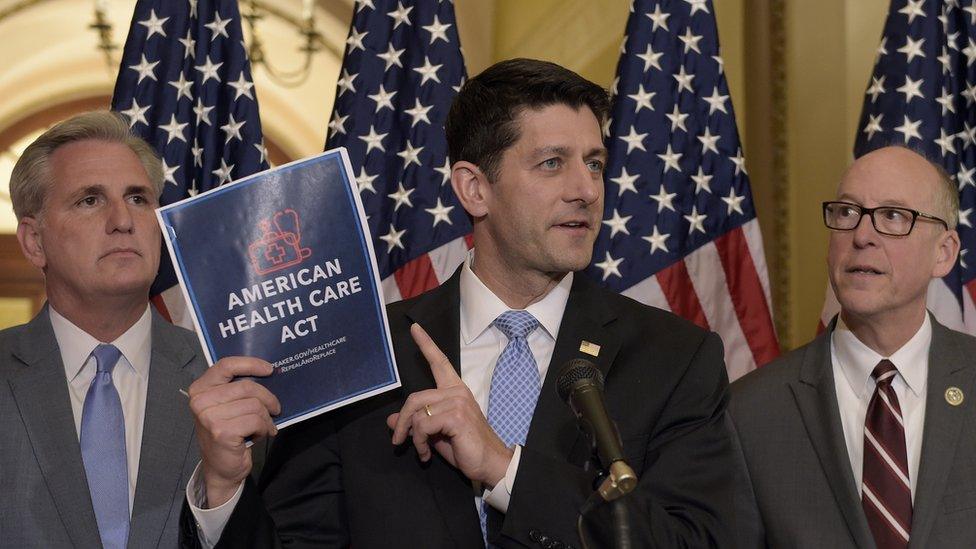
183 58 738 548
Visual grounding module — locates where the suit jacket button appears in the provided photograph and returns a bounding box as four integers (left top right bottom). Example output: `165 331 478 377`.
538 534 551 546
551 541 565 549
529 530 542 542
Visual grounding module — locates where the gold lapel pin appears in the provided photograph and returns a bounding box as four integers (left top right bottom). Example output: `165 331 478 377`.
579 340 601 357
945 386 964 406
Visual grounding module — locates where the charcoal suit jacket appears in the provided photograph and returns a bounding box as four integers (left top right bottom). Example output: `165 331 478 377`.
183 269 736 548
729 316 976 548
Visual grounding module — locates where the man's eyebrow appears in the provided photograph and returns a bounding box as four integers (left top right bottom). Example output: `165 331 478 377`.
68 185 105 200
125 184 154 195
529 146 609 159
585 147 609 159
530 145 571 157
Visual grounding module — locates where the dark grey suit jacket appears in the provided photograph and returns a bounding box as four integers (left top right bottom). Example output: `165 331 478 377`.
729 316 976 548
0 306 207 548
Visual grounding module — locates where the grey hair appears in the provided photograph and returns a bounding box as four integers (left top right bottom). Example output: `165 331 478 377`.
9 110 163 220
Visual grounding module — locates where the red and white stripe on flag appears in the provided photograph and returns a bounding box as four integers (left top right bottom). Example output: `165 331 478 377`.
380 236 472 303
622 220 778 381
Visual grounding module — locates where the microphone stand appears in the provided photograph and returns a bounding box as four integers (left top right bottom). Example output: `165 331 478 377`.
610 498 632 549
578 461 638 549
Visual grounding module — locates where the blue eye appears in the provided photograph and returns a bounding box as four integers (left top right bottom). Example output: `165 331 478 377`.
541 158 560 169
586 159 604 172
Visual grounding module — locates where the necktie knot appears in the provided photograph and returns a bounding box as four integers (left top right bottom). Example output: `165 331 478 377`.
91 344 122 375
493 310 538 340
871 359 898 387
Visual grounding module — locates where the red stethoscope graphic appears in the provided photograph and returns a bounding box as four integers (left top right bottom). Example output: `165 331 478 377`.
247 208 312 275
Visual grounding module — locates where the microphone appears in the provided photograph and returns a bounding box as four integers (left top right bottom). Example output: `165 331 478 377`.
556 358 637 501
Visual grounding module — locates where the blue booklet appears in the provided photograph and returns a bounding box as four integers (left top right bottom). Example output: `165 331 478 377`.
157 148 400 428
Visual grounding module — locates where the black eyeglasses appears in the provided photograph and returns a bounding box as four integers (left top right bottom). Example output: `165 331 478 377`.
822 201 949 236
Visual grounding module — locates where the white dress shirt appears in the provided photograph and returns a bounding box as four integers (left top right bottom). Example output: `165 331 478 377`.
188 251 573 546
830 314 930 500
49 305 153 512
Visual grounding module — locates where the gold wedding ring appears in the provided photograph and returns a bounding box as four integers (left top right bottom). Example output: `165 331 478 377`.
424 404 433 417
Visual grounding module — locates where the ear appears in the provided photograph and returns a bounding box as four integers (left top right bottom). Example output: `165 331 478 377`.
931 228 961 279
17 217 47 270
450 161 491 219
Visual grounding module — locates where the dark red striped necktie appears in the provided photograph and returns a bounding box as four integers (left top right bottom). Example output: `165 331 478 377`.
861 359 912 548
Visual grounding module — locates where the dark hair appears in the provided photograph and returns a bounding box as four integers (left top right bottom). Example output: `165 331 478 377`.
445 58 610 182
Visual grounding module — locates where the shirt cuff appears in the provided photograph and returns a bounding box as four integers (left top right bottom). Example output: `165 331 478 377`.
482 444 521 513
185 461 245 549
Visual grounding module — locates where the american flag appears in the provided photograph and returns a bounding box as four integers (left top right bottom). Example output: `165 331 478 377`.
590 0 779 379
827 0 976 333
325 0 471 303
111 0 269 327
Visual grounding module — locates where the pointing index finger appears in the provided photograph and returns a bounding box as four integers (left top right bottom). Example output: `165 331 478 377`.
410 323 461 388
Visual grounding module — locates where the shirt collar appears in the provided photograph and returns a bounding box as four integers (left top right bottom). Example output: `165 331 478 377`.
459 250 572 344
830 313 930 398
50 305 153 382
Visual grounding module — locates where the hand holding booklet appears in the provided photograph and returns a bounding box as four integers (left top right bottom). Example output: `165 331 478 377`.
157 148 400 428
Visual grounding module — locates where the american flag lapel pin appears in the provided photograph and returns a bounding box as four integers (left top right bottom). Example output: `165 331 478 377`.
579 340 601 357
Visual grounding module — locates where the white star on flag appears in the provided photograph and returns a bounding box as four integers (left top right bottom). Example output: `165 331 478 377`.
684 205 708 235
602 209 632 238
205 11 231 41
387 182 415 211
619 126 648 154
642 226 669 254
380 226 407 251
422 15 451 44
628 84 656 112
228 73 255 100
129 54 159 83
646 5 670 32
194 55 223 84
159 114 188 144
424 198 455 227
413 56 443 85
610 168 640 196
138 9 169 39
594 252 624 280
368 84 397 112
387 2 413 29
120 99 150 128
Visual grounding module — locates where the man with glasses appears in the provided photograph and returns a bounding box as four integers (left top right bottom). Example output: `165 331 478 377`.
729 145 976 548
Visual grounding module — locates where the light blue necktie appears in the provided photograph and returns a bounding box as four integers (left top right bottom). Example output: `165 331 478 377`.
80 344 129 549
480 310 541 546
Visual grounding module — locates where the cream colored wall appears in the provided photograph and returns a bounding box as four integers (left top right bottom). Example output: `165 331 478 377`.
784 0 888 344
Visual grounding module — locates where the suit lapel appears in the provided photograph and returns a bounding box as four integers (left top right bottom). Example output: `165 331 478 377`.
908 319 976 548
127 311 199 549
400 272 621 545
405 271 484 547
526 274 620 466
7 308 103 548
788 323 875 549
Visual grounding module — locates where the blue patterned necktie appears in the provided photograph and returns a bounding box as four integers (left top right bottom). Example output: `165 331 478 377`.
480 310 541 545
80 344 129 549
